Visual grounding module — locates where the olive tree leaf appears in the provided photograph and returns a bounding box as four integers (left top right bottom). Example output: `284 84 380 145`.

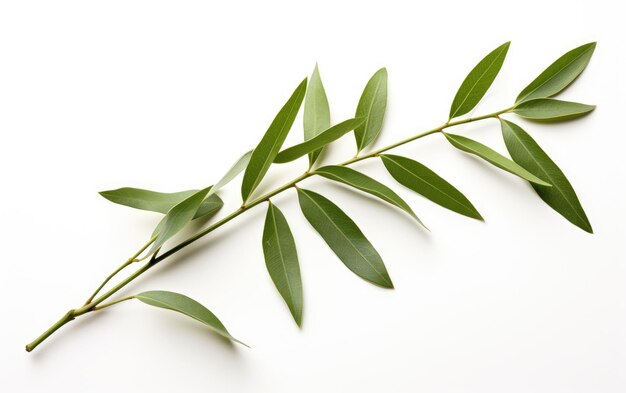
313 165 426 227
263 202 303 326
449 41 510 120
297 188 393 288
135 290 247 346
380 154 483 220
304 64 331 166
500 118 592 233
148 186 212 254
516 42 596 103
443 132 551 186
512 98 595 121
99 187 223 220
208 150 253 196
241 78 307 202
274 118 365 164
354 68 387 152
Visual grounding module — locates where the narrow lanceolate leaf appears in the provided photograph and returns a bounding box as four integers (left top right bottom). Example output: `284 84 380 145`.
274 118 365 164
135 291 247 346
208 150 253 196
379 154 482 220
296 188 393 288
516 42 596 103
263 202 303 326
313 165 426 227
99 187 223 220
443 132 551 187
149 187 211 254
241 78 307 201
500 119 592 233
354 68 387 152
512 98 595 121
449 41 510 120
304 64 331 165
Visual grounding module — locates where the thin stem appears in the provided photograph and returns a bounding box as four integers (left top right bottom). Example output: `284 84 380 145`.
83 236 156 305
92 296 135 311
25 106 513 352
25 310 74 352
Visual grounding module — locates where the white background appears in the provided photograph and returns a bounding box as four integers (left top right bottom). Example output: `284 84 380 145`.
1 1 624 392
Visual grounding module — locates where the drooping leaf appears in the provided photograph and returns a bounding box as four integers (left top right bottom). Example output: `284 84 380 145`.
449 41 510 120
208 150 253 196
263 202 303 326
304 64 331 165
241 78 307 202
99 187 223 220
500 119 592 232
135 290 247 346
274 118 365 164
512 98 595 121
296 188 393 288
379 154 483 220
148 187 211 254
313 165 426 227
354 68 387 152
516 42 596 103
443 132 551 186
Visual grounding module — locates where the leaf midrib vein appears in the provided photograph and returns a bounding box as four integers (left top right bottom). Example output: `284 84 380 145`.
301 191 389 285
451 46 506 118
506 126 587 224
385 157 470 214
269 206 296 307
518 47 592 102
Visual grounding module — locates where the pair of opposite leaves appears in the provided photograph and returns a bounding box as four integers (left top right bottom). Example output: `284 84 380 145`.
99 41 596 343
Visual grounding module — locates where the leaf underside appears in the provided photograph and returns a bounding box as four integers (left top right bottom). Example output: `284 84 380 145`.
512 98 595 121
443 132 552 186
135 290 246 346
99 187 223 220
304 64 331 166
313 165 426 227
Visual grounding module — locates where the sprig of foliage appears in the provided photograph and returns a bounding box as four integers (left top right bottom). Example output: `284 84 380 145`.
26 42 596 353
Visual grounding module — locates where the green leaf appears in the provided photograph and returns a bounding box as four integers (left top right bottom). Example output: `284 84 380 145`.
354 68 387 152
443 132 551 186
304 64 331 166
296 188 393 288
263 202 303 326
241 78 307 202
516 42 596 103
99 187 223 220
149 187 211 254
208 150 253 196
500 119 592 233
274 118 365 164
313 165 426 227
379 154 483 220
135 290 247 346
512 98 595 121
449 41 510 120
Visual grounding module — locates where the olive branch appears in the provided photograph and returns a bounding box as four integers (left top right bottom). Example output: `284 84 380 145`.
26 42 596 352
